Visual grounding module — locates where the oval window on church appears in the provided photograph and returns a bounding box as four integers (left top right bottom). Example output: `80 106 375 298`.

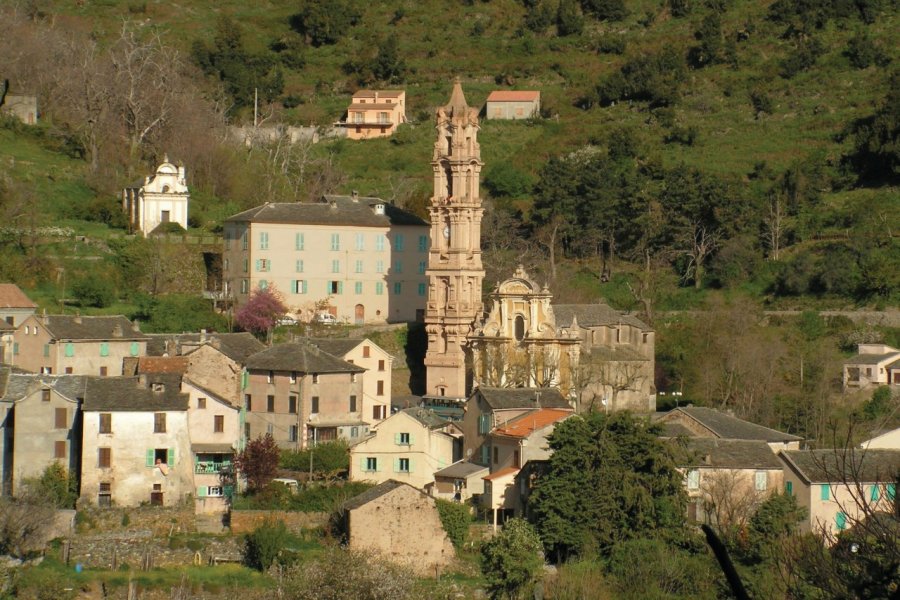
514 315 525 341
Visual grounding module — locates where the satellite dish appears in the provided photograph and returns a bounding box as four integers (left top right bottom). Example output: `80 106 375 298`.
466 448 473 457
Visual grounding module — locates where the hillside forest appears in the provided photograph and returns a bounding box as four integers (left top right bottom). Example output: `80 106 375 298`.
0 0 897 446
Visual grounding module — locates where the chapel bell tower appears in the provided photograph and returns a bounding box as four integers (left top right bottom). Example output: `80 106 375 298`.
423 78 485 401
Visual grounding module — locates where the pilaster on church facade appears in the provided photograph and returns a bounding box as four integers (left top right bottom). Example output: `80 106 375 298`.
424 79 485 401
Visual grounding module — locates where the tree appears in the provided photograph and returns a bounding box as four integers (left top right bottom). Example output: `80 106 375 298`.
290 0 361 47
24 463 79 509
282 546 419 600
243 519 288 571
71 274 116 308
528 412 687 561
235 286 288 339
234 434 280 493
0 487 56 558
480 518 544 600
556 0 585 36
372 35 406 83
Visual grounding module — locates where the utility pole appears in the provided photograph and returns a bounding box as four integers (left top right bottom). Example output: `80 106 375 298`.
254 88 258 128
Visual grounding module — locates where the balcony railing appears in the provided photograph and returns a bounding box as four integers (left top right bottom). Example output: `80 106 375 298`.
195 461 232 474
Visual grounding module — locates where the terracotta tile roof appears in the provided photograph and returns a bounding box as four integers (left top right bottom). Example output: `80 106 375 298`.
0 284 36 309
352 90 404 98
781 449 900 484
484 467 520 481
137 356 188 374
492 408 572 438
348 103 402 111
486 90 540 102
225 196 427 227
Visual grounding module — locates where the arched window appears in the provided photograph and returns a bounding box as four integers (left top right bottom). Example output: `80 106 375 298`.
514 315 525 341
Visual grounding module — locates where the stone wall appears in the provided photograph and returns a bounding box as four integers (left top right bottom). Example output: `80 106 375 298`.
67 532 242 570
77 506 197 537
229 510 329 535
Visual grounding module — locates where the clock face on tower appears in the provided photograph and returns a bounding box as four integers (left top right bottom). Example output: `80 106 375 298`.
443 225 450 239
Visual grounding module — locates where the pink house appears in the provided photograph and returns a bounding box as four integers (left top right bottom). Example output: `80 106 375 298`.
340 90 406 140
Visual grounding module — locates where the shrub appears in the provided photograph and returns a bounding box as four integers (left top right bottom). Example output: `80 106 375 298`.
597 48 686 107
780 38 824 78
481 519 544 599
279 440 350 477
596 35 626 55
435 499 472 550
235 434 281 492
557 0 585 36
282 546 417 599
244 519 288 571
483 163 535 198
581 0 628 21
24 463 78 509
71 275 116 308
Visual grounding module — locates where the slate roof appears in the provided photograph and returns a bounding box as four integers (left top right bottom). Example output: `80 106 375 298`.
224 196 428 228
401 407 448 430
300 338 366 358
475 387 571 410
585 345 649 362
844 352 900 365
245 342 364 374
435 461 489 479
660 407 802 443
553 304 652 331
781 449 900 484
145 332 265 362
660 422 696 438
486 91 540 102
493 408 572 439
40 315 147 341
82 375 188 412
342 480 417 511
0 321 14 332
0 284 36 309
0 373 88 402
682 439 783 470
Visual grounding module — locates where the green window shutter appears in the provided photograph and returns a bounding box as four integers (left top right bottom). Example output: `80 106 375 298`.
360 457 368 472
888 484 896 500
43 344 49 357
409 433 415 446
12 343 18 356
408 458 414 473
836 512 847 530
168 448 175 465
255 260 261 272
241 371 248 390
393 458 400 473
65 343 74 357
100 342 109 357
130 342 139 357
197 486 207 498
786 481 793 496
394 433 401 445
871 485 881 502
820 484 830 501
146 449 154 467
302 281 308 294
224 485 234 497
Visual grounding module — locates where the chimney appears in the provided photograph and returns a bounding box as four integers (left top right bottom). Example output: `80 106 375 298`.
42 308 49 325
351 190 359 202
74 311 82 325
200 329 207 343
373 203 385 215
132 319 141 332
330 198 338 209
535 391 541 408
112 323 123 338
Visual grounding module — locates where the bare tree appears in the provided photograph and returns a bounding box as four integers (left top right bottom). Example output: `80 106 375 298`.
700 469 768 533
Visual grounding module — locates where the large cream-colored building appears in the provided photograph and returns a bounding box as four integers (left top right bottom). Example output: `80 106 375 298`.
339 90 407 140
223 194 430 324
122 156 190 236
424 79 485 401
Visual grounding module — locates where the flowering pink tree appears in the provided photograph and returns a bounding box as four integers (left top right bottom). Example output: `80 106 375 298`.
235 286 288 338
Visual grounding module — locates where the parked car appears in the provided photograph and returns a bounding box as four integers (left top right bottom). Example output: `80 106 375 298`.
277 316 297 326
314 313 337 325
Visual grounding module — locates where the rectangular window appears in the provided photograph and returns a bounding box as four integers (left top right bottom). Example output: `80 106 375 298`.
100 366 108 376
260 232 268 250
255 259 270 272
363 346 371 358
481 445 490 465
686 469 700 490
198 397 206 409
267 395 275 413
98 483 111 507
65 343 74 357
377 380 384 396
786 481 793 496
241 279 249 294
100 342 109 357
267 371 274 383
378 360 385 371
295 233 304 250
398 432 410 445
375 282 384 295
296 259 304 273
312 374 319 383
54 440 66 459
493 446 499 464
242 231 248 250
42 389 51 402
245 394 252 410
418 283 426 296
836 512 847 531
259 280 268 290
99 413 112 434
375 235 385 252
376 260 384 274
293 280 307 294
154 413 166 433
130 342 139 357
373 405 386 420
289 395 298 414
224 233 231 250
350 395 357 412
356 233 365 251
478 414 490 435
820 484 831 501
54 407 67 429
366 457 378 472
12 342 18 356
418 261 426 274
99 447 111 468
888 484 896 500
355 260 363 273
289 426 298 442
311 396 319 414
332 259 341 273
398 458 410 473
331 233 340 251
354 281 363 294
754 471 767 491
214 415 224 433
394 282 402 295
418 235 428 252
395 234 404 251
394 260 403 274
329 281 343 294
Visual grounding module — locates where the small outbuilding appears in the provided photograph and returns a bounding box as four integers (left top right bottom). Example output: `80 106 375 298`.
484 90 541 120
340 479 455 575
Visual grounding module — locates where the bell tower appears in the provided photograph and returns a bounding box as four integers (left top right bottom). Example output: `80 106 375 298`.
424 79 485 401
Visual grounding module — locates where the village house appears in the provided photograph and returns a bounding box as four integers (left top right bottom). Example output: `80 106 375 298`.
484 90 541 120
481 407 573 527
301 337 393 425
339 90 406 140
462 387 571 468
431 460 488 504
680 438 785 526
0 93 38 124
122 156 190 236
80 375 193 508
656 406 803 452
349 407 459 489
843 344 900 390
242 341 365 448
861 425 900 449
340 480 455 575
779 448 900 539
0 284 37 328
11 314 148 377
144 331 265 406
0 372 87 495
222 194 430 325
